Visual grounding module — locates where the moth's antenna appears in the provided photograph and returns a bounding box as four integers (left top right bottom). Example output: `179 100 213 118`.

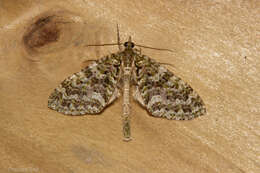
84 43 120 47
128 36 132 42
84 24 124 48
159 62 175 68
117 24 123 51
135 44 174 53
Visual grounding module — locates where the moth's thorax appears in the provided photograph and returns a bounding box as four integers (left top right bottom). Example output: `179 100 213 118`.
121 48 136 69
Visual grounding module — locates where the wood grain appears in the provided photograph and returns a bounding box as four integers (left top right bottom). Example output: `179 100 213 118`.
0 0 259 173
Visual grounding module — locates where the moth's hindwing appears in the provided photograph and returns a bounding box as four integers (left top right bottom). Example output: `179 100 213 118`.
133 55 206 120
48 53 122 115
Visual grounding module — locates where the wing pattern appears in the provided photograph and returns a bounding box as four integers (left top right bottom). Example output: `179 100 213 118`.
48 53 122 115
133 55 206 120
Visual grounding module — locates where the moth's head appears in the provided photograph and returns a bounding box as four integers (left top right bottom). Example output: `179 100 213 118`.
123 36 135 49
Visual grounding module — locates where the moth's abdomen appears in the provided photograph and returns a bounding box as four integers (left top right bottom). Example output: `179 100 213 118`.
122 67 132 141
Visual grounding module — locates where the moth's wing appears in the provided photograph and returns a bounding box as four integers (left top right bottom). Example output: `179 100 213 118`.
48 53 122 115
133 55 206 120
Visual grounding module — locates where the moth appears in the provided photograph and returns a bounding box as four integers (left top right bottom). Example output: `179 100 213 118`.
48 31 206 141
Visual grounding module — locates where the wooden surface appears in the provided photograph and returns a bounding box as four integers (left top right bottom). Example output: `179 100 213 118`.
0 0 259 173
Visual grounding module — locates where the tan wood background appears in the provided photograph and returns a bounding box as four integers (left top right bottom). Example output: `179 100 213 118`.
0 0 259 173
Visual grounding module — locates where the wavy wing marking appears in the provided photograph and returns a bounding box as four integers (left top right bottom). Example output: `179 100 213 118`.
133 55 206 120
48 54 122 115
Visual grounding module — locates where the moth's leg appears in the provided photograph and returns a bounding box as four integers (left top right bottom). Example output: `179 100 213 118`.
132 58 145 105
133 87 146 107
131 53 144 85
131 64 138 85
132 73 138 85
116 65 124 89
107 88 121 105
